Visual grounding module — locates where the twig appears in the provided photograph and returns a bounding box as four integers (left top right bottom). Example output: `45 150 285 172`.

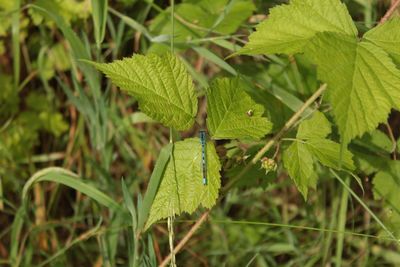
159 211 210 267
379 0 400 24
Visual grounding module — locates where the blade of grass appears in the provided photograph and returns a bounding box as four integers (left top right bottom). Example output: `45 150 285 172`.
268 84 314 117
192 46 237 76
30 0 100 97
121 178 139 267
91 0 108 49
37 219 103 267
9 207 24 267
335 176 350 267
22 167 122 212
330 169 399 243
179 56 208 88
147 234 157 266
12 0 21 90
138 143 173 231
322 192 339 265
0 176 3 211
108 7 152 40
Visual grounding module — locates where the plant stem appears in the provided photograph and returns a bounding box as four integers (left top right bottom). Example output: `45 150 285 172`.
167 1 177 267
170 0 174 52
160 211 210 267
167 216 177 267
380 0 400 24
335 176 350 267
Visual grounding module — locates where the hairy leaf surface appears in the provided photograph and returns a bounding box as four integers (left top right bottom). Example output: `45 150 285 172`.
206 78 272 140
145 138 221 229
239 0 357 55
283 141 317 199
364 18 400 64
91 52 198 130
306 32 400 145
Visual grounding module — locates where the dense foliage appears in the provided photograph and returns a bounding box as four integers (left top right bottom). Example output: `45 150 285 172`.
1 0 400 266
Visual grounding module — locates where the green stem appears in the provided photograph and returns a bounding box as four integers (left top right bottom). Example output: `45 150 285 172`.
168 1 177 266
170 0 174 52
335 176 350 267
322 187 339 265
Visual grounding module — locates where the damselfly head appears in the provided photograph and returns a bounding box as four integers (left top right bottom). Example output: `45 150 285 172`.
247 109 254 117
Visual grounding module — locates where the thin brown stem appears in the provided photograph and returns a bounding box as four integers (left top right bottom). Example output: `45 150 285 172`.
379 0 400 24
385 123 397 160
159 211 210 267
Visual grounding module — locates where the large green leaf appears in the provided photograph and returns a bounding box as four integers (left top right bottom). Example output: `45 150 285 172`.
206 78 272 140
145 138 221 229
364 18 400 64
283 112 354 199
373 161 400 238
306 32 400 145
91 52 198 130
239 0 357 55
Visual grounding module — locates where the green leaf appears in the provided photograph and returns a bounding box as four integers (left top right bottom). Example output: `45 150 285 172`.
239 0 357 55
206 78 272 140
306 139 354 170
22 167 122 212
297 111 331 139
283 142 317 199
364 18 400 64
139 143 173 231
306 32 400 145
121 179 137 230
91 0 108 48
373 161 400 237
283 112 354 199
91 52 198 131
145 138 221 229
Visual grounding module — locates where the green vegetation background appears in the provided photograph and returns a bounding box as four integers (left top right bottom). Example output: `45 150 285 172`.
0 0 400 266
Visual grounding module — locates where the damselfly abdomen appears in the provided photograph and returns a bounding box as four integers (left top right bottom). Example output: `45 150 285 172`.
199 130 207 185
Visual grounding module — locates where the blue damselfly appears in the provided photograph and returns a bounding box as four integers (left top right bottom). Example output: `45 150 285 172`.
199 130 207 185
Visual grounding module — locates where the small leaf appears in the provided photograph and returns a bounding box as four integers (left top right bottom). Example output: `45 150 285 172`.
297 111 331 139
364 18 400 64
306 139 354 170
283 142 317 199
283 112 354 199
206 78 272 140
91 52 198 131
306 32 400 145
145 138 221 229
238 0 357 55
121 179 137 230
